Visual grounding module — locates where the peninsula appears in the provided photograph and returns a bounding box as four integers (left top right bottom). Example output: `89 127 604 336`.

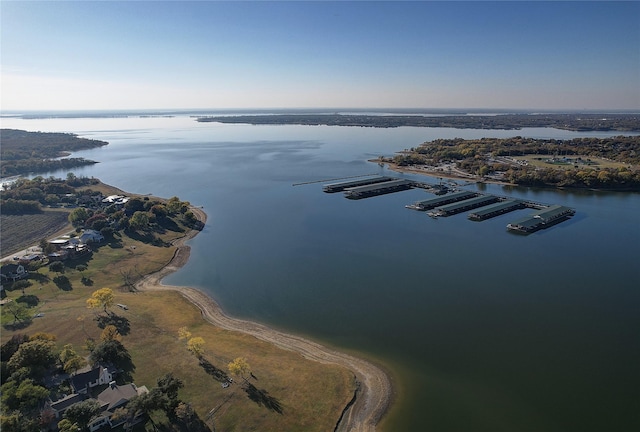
0 129 108 177
379 136 640 190
0 175 391 431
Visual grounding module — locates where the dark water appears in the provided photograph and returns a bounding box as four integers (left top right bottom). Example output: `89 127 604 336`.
3 115 639 431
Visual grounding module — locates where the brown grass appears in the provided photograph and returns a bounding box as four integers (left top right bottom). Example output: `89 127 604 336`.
515 155 631 170
1 213 355 431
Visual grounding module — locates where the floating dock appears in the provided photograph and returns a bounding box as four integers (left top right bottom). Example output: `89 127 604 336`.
468 200 524 221
507 205 575 234
406 191 477 210
344 179 414 199
431 195 500 217
323 176 393 193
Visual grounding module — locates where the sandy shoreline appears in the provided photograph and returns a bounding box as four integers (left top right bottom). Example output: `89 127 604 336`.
135 206 392 431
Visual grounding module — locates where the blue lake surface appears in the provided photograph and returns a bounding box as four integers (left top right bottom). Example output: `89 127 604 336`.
3 114 639 431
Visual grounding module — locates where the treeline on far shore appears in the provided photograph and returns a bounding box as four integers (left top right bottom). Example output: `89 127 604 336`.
197 113 640 131
0 129 108 177
389 136 640 190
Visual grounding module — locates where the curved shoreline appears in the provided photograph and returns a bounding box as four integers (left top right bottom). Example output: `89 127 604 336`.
135 207 392 431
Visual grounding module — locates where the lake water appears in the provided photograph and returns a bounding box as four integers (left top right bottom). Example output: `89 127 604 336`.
2 114 639 431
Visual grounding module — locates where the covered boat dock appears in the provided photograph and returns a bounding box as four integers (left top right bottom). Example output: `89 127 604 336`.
407 191 477 211
323 176 393 193
507 205 575 233
344 179 414 199
433 195 499 216
468 200 524 221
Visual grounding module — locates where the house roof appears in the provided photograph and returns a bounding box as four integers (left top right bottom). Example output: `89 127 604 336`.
71 367 101 392
97 383 147 411
50 393 83 413
0 264 24 275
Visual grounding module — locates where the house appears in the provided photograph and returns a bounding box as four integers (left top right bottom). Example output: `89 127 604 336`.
0 263 27 282
89 382 149 432
70 366 114 395
49 393 84 419
79 229 104 244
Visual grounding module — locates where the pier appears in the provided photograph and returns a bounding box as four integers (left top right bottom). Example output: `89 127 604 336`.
406 191 477 210
344 179 414 199
431 195 500 217
323 176 393 193
507 205 576 234
468 200 524 221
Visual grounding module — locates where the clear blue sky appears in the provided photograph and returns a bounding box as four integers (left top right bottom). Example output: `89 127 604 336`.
1 1 639 111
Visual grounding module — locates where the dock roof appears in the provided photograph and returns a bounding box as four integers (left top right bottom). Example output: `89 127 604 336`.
436 195 497 213
416 190 476 206
345 179 412 194
468 200 522 217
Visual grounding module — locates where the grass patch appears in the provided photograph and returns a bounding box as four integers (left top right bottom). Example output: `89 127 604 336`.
515 155 631 170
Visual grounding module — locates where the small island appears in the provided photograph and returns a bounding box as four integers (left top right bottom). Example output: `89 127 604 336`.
0 129 108 177
379 136 640 190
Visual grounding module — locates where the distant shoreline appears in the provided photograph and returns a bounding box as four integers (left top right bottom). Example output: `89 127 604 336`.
136 206 393 431
196 112 640 132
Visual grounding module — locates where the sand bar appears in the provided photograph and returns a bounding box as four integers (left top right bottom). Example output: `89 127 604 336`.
135 207 392 431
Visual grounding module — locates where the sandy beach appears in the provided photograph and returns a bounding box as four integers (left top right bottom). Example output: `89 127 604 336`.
135 206 392 432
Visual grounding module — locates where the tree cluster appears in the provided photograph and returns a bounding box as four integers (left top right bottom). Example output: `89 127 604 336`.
0 129 108 176
198 113 640 131
392 136 640 190
1 175 99 214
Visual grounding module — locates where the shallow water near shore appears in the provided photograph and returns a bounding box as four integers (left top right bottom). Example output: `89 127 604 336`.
3 114 639 431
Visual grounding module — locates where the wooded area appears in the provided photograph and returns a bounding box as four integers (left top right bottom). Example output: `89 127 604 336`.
197 113 640 131
389 136 640 189
0 129 108 177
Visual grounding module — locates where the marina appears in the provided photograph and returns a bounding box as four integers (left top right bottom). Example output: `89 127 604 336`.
323 176 576 234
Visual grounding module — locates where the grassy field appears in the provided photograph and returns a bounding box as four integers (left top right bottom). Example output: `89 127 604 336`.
514 155 631 170
1 210 355 431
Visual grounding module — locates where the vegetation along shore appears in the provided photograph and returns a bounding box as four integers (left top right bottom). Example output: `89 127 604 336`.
378 136 640 190
1 174 391 431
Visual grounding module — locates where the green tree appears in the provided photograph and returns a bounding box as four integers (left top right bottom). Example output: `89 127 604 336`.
0 379 49 412
59 344 86 375
4 301 31 327
157 373 184 413
7 339 57 378
63 399 101 430
86 287 114 314
48 261 64 273
68 207 89 226
129 211 150 230
57 419 80 432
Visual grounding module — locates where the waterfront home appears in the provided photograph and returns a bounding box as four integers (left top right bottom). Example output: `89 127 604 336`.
0 263 27 282
89 382 149 431
79 229 105 244
70 365 115 395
